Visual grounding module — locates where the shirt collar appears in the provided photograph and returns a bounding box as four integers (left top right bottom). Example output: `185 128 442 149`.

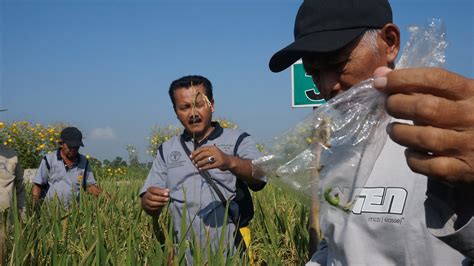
181 121 223 143
56 148 81 163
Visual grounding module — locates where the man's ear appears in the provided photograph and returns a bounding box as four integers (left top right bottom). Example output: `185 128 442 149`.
211 100 215 113
380 23 400 68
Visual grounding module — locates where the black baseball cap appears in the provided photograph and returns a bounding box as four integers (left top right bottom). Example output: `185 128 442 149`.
269 0 392 72
60 127 84 147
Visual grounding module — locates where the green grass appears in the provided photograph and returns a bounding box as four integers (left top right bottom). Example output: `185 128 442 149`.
3 169 310 265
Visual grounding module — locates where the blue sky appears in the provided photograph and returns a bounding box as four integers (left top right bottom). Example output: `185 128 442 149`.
1 0 472 162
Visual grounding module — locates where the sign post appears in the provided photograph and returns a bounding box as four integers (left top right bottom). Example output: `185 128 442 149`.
291 59 326 107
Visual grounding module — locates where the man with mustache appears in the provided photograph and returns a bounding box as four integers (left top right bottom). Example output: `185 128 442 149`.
269 0 473 264
140 75 266 261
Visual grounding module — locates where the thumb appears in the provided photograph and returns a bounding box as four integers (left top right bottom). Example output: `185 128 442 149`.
373 66 393 91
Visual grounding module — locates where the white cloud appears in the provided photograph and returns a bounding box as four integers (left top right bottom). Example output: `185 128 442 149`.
89 126 117 140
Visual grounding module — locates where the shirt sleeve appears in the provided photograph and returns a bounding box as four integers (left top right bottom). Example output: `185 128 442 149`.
139 147 168 197
32 157 49 185
425 180 474 259
235 134 268 187
85 163 96 186
234 133 262 161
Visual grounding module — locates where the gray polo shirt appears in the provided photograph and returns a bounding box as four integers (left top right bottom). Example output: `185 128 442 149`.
140 123 265 254
33 149 96 205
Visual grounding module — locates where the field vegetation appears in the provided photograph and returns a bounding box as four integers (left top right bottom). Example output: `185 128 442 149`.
1 120 310 265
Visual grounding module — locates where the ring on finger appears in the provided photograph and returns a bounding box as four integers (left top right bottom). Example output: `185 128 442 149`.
208 156 215 163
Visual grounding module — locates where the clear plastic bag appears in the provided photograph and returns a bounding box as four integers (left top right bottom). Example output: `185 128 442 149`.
253 19 447 210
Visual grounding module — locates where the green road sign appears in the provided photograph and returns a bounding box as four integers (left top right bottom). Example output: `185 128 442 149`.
291 60 326 107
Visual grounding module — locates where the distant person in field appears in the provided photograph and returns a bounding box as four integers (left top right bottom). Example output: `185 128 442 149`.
269 0 473 263
0 108 26 263
140 75 266 261
32 127 102 207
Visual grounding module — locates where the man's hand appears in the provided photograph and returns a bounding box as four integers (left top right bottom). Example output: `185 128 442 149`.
86 184 103 196
374 66 474 184
190 144 265 186
141 186 170 216
31 184 42 207
190 145 234 171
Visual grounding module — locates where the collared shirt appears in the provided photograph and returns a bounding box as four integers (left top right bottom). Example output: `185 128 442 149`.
140 122 265 254
33 149 96 205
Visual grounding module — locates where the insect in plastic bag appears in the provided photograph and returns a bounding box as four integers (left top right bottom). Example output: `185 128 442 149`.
252 19 447 211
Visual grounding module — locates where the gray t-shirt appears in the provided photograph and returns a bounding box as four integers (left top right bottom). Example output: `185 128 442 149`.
307 136 471 265
140 124 264 254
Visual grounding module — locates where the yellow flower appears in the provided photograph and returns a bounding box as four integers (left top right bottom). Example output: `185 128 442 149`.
0 122 5 129
86 154 90 159
36 143 46 150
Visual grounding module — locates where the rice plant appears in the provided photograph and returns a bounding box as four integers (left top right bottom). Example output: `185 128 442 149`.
4 171 310 265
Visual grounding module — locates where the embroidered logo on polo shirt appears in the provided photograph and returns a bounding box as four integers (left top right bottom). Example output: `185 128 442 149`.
170 151 181 162
167 151 185 169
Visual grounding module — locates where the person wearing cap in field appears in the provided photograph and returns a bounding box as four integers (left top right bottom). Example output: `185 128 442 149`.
0 108 25 263
269 0 473 264
32 127 102 206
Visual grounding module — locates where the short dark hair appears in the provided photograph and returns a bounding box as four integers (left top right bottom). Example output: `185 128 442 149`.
168 75 213 110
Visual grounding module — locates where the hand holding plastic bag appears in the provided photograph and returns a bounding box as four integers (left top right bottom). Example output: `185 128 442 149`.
253 19 448 210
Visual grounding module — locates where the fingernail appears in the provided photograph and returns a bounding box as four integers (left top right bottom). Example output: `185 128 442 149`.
374 76 387 89
386 123 393 134
373 66 391 77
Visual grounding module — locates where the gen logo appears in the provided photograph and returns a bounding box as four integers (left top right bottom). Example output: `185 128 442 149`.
352 187 407 215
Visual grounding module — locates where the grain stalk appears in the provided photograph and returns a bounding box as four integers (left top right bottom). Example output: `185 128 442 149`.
308 117 331 256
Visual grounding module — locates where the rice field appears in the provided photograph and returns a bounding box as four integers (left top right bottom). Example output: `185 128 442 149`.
3 168 310 265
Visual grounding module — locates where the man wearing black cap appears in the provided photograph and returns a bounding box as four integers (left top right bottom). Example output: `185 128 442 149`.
32 127 102 206
270 0 473 264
